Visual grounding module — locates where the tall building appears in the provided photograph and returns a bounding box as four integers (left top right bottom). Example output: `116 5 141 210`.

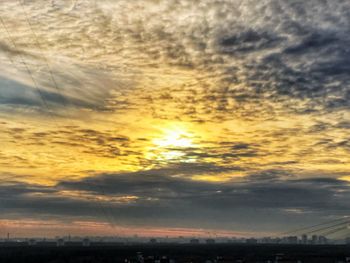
318 236 328 245
205 239 215 244
346 237 350 245
301 234 308 244
286 236 298 244
246 238 258 244
28 239 37 246
82 238 90 247
190 239 200 244
149 238 157 244
56 238 65 247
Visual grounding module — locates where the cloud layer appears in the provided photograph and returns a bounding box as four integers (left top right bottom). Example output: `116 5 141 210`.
1 0 350 117
0 0 349 235
1 170 350 234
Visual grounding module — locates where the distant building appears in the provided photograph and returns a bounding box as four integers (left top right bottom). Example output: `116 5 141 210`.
27 239 37 246
346 237 350 245
318 236 328 245
190 239 200 244
261 237 277 244
205 239 215 244
136 252 144 263
311 235 318 244
56 238 65 247
160 255 168 263
245 238 258 244
149 238 157 244
301 234 308 244
286 236 298 244
82 238 90 247
274 253 285 262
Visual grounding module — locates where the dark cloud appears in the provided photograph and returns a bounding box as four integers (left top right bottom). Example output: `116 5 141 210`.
0 182 101 220
2 125 135 159
59 170 350 214
0 41 39 58
1 169 350 232
337 121 350 129
219 30 284 54
0 75 106 111
183 144 260 161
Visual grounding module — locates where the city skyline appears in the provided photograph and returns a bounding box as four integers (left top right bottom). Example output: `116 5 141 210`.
0 0 350 237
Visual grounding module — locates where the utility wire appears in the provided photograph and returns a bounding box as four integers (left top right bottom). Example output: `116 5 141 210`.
322 226 348 237
334 229 350 239
304 220 350 236
0 14 58 238
2 6 105 232
2 2 121 236
18 0 121 234
0 15 56 123
18 0 70 112
280 216 350 236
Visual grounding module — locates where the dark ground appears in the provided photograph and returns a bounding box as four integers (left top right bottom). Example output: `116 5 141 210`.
0 243 349 262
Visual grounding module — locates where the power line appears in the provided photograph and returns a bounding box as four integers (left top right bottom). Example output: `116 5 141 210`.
77 43 125 236
19 0 122 234
305 220 350 236
280 216 350 236
322 226 348 237
2 2 122 236
334 229 350 239
18 0 71 111
0 15 56 121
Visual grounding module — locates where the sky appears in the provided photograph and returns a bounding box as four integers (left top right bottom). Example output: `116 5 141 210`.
0 0 350 238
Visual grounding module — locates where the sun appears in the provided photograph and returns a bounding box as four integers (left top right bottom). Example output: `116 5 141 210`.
153 127 194 148
147 124 197 163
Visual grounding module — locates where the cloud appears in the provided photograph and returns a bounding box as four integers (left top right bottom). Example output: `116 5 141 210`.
1 170 350 233
0 59 130 113
0 41 39 59
1 0 350 234
93 0 350 116
1 0 349 119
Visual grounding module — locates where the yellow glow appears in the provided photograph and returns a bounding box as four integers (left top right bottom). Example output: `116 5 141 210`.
143 123 199 163
153 125 195 149
340 176 350 182
191 173 246 182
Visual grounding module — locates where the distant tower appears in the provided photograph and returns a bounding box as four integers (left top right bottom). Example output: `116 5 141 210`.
7 233 9 241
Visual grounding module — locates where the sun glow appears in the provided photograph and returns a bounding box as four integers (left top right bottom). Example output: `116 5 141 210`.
153 126 195 149
146 124 198 163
